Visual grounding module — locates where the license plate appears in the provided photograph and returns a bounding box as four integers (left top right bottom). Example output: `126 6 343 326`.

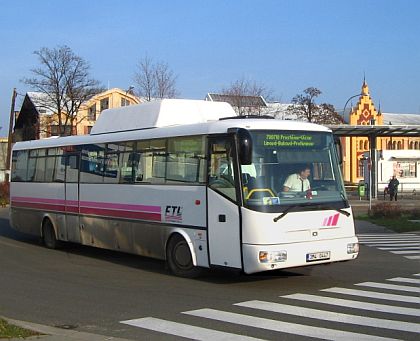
306 251 330 262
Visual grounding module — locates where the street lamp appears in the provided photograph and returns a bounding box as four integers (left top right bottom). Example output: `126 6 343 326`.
342 93 365 123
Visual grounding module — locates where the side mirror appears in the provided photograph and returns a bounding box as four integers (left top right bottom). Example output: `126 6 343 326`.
237 128 253 165
334 136 343 165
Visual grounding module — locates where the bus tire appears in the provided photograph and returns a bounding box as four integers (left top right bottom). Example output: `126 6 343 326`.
166 235 201 278
42 219 61 249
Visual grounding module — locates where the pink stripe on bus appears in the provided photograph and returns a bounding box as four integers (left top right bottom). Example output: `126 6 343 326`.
331 213 339 226
80 201 161 213
80 207 161 221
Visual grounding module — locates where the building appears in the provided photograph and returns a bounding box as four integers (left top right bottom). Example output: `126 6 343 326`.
341 80 420 184
76 88 140 135
14 88 140 141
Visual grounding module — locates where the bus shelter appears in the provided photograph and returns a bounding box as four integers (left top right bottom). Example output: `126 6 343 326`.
327 124 420 202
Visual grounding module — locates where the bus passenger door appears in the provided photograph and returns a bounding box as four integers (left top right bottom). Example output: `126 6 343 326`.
65 153 81 243
207 137 242 269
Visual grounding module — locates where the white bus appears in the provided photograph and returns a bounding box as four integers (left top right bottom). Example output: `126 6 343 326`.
10 99 358 277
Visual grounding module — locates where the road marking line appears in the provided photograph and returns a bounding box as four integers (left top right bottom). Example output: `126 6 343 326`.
358 238 420 241
405 255 420 260
356 282 420 293
183 308 396 341
377 247 420 250
120 317 263 340
235 300 420 333
387 277 420 285
390 250 420 254
368 244 420 247
359 240 420 244
357 233 418 236
282 294 420 316
321 287 420 303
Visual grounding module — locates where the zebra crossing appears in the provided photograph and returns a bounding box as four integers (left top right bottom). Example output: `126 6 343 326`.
358 233 420 260
120 273 420 340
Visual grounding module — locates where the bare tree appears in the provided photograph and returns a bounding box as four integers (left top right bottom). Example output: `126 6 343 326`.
133 55 156 101
220 78 273 116
23 45 102 136
134 56 178 101
287 87 343 124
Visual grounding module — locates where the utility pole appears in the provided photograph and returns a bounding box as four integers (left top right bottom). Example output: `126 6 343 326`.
5 88 17 182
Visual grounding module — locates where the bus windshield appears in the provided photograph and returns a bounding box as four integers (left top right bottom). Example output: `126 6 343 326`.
241 130 347 212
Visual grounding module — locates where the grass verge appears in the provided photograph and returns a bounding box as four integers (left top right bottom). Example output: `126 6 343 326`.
0 318 40 339
357 215 420 233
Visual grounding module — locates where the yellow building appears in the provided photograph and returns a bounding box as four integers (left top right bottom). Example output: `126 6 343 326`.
76 88 140 135
14 88 140 141
342 80 420 184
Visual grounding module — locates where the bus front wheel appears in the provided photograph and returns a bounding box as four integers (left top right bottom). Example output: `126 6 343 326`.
166 235 201 278
42 219 61 249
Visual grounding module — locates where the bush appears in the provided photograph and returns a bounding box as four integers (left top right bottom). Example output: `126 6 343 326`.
370 202 403 218
0 181 10 206
408 208 420 219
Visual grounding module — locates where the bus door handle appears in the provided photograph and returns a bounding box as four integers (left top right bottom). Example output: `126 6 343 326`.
218 214 226 223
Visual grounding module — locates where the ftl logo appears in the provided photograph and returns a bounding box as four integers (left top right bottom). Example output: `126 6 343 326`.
322 213 340 227
165 205 183 223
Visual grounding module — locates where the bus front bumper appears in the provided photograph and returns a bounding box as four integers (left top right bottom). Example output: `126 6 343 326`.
242 236 359 274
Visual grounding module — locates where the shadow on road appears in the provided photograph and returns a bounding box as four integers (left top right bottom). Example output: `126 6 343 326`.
0 209 306 284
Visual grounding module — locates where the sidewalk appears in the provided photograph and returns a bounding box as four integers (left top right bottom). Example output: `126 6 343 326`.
2 317 133 341
349 198 420 216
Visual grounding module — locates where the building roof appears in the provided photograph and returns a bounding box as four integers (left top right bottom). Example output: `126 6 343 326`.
381 112 420 125
206 93 267 107
327 124 420 137
26 92 56 115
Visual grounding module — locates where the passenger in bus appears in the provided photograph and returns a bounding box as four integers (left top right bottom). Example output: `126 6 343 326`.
283 165 311 192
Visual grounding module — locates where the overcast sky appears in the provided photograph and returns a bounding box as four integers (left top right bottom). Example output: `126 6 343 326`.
1 0 419 134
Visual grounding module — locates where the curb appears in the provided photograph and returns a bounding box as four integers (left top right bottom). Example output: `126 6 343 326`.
2 316 133 341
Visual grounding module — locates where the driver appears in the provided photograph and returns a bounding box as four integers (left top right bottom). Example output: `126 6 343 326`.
283 165 311 192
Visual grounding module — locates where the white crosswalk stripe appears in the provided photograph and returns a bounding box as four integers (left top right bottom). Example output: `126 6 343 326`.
321 287 420 303
120 273 420 340
388 277 420 285
356 281 420 293
183 308 396 341
358 233 420 260
236 300 420 333
120 317 263 340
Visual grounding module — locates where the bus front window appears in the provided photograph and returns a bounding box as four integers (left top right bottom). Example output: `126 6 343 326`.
241 131 347 212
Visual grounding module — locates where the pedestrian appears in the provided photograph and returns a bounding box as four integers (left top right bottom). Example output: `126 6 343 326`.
388 175 399 201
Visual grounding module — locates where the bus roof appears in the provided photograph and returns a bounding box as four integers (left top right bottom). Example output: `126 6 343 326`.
90 99 236 135
13 99 331 151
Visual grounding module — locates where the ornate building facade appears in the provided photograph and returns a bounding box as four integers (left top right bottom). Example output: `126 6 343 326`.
342 80 420 184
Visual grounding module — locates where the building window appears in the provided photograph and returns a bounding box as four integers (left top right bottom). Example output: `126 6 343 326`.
409 141 414 149
416 141 420 149
397 141 402 150
357 158 364 178
387 141 392 150
364 140 368 150
50 125 72 136
121 98 130 107
88 104 96 121
100 97 109 112
359 141 363 150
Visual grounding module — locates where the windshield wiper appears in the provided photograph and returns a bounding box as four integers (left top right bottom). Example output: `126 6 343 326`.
273 201 351 222
273 204 309 222
316 205 351 217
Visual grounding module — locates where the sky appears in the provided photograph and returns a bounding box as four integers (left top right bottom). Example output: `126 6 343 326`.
1 0 420 135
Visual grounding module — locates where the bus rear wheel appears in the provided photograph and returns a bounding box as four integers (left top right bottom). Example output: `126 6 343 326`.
42 219 61 249
166 235 201 278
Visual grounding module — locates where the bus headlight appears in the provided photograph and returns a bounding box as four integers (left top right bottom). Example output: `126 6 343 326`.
259 251 287 263
347 243 359 254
